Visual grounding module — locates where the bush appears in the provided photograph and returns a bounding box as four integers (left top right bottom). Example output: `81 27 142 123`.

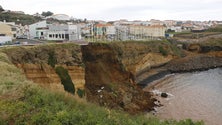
48 51 57 68
77 89 85 98
159 46 168 56
55 66 75 94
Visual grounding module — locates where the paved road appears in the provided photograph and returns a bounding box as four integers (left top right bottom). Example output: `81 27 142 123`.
13 39 89 46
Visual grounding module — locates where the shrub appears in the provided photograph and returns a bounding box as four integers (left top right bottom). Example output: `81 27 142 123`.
159 46 168 56
55 66 75 94
77 89 85 98
48 51 57 68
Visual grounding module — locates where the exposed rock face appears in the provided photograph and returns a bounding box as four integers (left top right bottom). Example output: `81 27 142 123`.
17 63 64 91
168 42 222 72
167 54 222 72
2 41 221 114
3 44 85 93
62 65 85 89
82 42 177 113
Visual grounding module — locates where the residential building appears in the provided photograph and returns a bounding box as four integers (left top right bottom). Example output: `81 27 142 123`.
0 23 13 43
0 23 13 38
115 25 129 41
0 36 12 44
28 20 81 41
129 25 166 40
168 26 182 32
105 23 116 40
29 20 47 39
94 23 106 39
47 24 81 41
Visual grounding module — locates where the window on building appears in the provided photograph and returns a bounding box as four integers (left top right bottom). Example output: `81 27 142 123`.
65 34 69 39
11 28 16 31
41 32 43 36
56 34 58 38
49 34 52 38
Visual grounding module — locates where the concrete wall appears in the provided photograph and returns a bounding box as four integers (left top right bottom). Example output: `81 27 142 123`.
0 36 12 44
29 20 47 39
0 24 13 37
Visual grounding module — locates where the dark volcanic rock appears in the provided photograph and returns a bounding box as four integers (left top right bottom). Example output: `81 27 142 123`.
161 93 168 98
167 55 222 73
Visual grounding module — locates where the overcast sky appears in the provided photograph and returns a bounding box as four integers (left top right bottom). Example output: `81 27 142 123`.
1 0 222 21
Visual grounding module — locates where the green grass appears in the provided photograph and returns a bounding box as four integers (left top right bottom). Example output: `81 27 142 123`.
0 49 204 125
0 86 204 125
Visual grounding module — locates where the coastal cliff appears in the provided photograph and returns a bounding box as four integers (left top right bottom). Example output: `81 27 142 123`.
82 41 178 113
1 40 222 113
167 37 222 72
3 44 85 95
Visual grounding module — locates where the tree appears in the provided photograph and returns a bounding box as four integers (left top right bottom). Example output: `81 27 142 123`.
0 5 4 12
41 11 54 17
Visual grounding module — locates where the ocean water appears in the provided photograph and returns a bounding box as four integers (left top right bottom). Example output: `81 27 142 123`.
144 68 222 125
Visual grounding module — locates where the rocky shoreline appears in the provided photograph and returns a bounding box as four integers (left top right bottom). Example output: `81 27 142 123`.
137 54 222 87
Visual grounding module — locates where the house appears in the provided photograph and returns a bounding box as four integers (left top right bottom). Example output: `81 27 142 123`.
0 23 13 38
182 24 193 31
47 24 68 41
94 23 106 39
105 23 116 40
46 24 81 41
29 20 47 39
115 25 129 41
128 25 166 40
29 20 82 41
0 36 12 44
0 20 28 39
168 26 182 32
0 23 13 43
147 25 166 37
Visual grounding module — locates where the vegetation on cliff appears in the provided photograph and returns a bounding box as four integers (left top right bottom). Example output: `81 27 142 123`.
55 66 75 94
0 50 203 125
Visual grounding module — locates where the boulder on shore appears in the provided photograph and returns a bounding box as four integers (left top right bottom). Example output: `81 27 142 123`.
161 92 168 98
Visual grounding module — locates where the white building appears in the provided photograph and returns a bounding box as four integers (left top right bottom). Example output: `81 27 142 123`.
47 24 81 41
128 25 166 40
106 24 116 40
115 25 129 41
0 36 12 44
168 26 182 32
29 20 47 39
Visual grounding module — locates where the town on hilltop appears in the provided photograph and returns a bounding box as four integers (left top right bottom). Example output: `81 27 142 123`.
0 6 222 44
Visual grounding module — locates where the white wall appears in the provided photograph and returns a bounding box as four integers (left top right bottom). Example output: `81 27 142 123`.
106 26 116 35
0 36 12 44
68 25 81 40
47 31 67 41
29 20 47 39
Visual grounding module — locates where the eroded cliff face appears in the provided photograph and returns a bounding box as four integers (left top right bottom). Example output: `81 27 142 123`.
82 41 177 113
3 44 85 94
3 41 221 114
